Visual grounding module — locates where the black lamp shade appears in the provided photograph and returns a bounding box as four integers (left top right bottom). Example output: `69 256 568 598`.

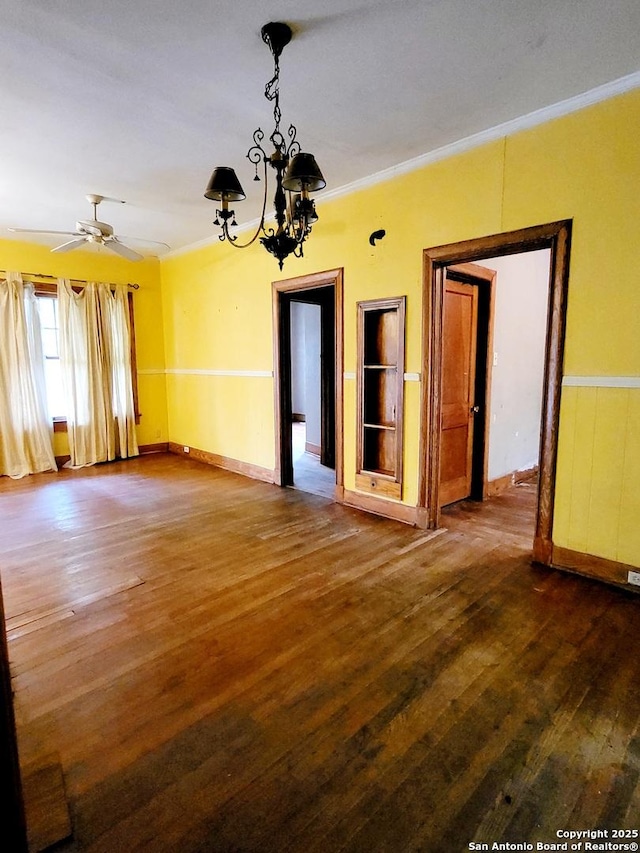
282 153 326 192
204 167 246 201
293 194 319 225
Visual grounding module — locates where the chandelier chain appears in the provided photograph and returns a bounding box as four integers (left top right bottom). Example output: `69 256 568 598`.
264 53 282 136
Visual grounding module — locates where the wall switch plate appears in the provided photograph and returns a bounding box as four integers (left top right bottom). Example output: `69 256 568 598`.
183 446 190 453
627 570 640 586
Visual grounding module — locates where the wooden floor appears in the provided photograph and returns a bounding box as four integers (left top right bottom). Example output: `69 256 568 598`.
1 454 639 852
291 422 335 499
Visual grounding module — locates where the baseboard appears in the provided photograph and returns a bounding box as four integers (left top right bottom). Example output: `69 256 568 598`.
487 465 538 497
343 488 418 525
168 442 275 484
305 442 321 456
139 442 168 455
551 545 640 593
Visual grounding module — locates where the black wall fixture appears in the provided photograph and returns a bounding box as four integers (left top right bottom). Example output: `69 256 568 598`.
369 229 386 246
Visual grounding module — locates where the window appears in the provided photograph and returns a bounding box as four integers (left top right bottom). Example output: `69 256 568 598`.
36 294 66 420
33 285 139 429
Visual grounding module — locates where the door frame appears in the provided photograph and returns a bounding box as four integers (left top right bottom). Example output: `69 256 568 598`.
418 220 572 565
272 268 344 497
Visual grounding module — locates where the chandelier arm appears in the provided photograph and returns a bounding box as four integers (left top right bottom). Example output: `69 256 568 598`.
222 159 270 249
285 125 300 159
248 128 266 166
285 190 313 249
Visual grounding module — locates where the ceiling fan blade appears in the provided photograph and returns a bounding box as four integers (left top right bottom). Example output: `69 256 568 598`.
119 235 171 250
8 227 81 236
51 238 88 254
105 238 143 262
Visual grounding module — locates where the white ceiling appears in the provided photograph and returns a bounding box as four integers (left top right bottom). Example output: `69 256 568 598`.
1 0 639 257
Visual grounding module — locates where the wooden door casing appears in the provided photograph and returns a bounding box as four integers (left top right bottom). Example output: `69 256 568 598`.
419 219 572 565
272 269 344 495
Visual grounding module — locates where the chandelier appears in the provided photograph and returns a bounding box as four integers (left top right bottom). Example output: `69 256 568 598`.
204 22 326 270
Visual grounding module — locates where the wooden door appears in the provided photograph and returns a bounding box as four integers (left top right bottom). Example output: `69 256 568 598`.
439 276 478 506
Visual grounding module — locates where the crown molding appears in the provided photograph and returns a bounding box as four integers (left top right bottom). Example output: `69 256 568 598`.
319 70 640 205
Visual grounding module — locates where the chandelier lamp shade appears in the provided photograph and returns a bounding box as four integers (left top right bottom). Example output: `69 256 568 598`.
204 22 326 269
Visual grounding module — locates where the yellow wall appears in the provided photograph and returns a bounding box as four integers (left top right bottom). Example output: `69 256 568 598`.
0 238 168 454
6 89 637 568
160 87 640 568
161 140 506 494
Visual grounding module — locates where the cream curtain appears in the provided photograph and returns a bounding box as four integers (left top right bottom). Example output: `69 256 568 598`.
58 280 138 467
0 272 57 478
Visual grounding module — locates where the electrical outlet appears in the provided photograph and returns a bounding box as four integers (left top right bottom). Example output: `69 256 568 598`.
627 570 640 587
183 445 190 453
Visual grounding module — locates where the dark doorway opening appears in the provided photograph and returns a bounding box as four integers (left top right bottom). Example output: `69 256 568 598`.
273 269 344 500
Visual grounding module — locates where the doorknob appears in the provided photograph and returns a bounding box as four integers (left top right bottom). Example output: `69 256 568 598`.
471 405 480 413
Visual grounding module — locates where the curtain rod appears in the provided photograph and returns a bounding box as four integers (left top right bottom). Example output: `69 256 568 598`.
0 270 139 289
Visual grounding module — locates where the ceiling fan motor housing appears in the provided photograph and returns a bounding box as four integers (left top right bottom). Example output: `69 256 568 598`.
77 219 113 237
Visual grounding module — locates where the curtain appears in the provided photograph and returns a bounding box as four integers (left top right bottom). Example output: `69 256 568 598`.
0 273 57 478
58 280 138 467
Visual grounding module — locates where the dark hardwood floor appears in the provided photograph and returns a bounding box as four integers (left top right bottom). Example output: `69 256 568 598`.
1 454 638 852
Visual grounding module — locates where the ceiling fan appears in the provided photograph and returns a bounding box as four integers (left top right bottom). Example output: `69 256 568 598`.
9 194 170 262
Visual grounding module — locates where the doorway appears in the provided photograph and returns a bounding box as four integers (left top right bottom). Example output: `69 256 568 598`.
439 263 495 506
273 269 344 499
440 254 550 507
419 221 572 566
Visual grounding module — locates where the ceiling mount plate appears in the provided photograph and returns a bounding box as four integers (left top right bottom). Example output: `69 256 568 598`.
261 22 292 60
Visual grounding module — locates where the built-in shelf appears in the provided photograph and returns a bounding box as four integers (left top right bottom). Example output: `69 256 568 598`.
356 296 406 501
